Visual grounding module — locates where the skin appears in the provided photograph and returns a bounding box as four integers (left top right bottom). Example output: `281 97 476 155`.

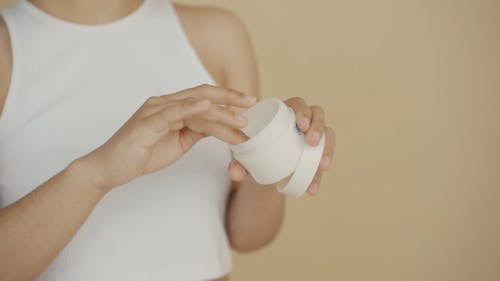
0 1 336 280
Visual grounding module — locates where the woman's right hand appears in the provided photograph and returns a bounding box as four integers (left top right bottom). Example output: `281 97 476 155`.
77 84 256 191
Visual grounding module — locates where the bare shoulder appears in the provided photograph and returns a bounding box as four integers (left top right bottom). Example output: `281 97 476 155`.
173 3 249 39
0 15 12 117
173 3 259 97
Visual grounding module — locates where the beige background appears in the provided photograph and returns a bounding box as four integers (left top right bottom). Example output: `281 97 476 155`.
1 0 499 280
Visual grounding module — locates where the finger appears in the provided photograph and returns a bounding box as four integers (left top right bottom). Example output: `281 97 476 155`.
306 105 326 146
166 84 257 108
146 100 249 132
143 98 211 133
138 96 199 119
320 126 335 170
143 95 166 107
196 103 248 129
186 119 249 145
228 160 248 181
285 97 312 132
307 172 323 196
128 96 167 120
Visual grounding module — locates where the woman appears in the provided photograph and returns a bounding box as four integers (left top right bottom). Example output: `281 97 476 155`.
0 0 335 280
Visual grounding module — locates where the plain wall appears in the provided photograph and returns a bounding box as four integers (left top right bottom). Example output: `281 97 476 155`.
1 0 499 280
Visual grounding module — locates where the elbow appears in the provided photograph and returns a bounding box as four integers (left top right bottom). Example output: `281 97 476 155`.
228 228 281 253
229 236 275 253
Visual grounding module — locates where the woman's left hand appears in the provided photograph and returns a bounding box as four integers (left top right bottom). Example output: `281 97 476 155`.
228 97 336 196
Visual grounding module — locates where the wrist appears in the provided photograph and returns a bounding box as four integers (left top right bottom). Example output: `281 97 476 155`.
238 176 286 198
66 154 112 195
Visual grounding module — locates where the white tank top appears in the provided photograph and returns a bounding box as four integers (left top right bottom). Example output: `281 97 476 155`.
0 1 233 280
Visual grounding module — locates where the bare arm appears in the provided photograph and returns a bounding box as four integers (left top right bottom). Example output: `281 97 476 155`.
216 10 286 252
175 6 286 252
176 7 336 252
0 19 106 280
223 24 336 250
0 160 109 281
0 21 103 281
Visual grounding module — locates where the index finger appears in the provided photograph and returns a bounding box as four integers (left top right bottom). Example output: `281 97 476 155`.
143 98 211 133
166 84 257 108
285 97 313 132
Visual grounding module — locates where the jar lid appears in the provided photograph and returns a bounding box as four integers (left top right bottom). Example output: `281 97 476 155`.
277 133 326 197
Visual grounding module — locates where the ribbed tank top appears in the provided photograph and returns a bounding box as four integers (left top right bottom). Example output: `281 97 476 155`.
0 1 233 280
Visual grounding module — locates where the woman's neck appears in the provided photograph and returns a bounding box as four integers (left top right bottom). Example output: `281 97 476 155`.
29 0 144 25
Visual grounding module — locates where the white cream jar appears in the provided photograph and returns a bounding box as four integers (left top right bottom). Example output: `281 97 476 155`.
230 98 326 197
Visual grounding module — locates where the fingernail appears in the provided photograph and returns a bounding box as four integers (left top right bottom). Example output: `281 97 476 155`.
311 131 321 143
301 118 310 129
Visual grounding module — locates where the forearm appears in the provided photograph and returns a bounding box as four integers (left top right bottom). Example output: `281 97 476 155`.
225 176 285 252
0 157 108 281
